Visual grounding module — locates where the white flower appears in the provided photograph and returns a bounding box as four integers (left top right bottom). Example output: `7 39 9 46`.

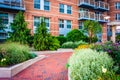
102 66 107 73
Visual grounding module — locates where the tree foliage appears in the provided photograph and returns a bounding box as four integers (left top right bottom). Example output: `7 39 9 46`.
66 29 87 42
84 20 102 43
9 11 31 44
33 17 60 51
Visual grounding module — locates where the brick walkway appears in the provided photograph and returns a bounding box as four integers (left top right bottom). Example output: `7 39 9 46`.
0 52 72 80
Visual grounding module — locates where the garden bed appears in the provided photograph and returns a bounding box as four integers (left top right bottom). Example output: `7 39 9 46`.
0 55 45 78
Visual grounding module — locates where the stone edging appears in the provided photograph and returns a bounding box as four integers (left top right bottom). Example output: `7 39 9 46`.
0 55 46 78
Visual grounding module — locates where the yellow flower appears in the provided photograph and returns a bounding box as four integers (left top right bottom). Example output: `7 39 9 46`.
102 66 107 73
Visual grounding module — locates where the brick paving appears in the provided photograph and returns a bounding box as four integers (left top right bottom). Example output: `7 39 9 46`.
0 52 72 80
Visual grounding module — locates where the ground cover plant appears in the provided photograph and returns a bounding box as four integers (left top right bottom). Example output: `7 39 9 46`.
0 42 36 67
68 49 117 80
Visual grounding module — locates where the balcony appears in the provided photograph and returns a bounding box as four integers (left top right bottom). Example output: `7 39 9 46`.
79 11 95 20
79 11 108 22
96 14 109 22
0 0 25 11
95 1 109 11
78 0 95 9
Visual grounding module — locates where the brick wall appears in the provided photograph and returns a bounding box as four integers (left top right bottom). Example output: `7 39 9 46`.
24 0 79 36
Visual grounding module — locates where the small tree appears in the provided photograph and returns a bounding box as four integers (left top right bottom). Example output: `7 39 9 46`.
84 20 102 44
33 17 60 51
33 18 48 50
9 11 31 44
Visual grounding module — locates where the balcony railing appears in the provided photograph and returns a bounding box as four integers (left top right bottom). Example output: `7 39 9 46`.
78 0 95 8
78 0 109 11
0 0 25 11
95 1 109 10
79 11 108 22
79 11 95 20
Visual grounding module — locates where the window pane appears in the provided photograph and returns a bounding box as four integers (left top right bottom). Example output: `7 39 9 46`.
67 5 72 14
115 2 120 10
79 22 83 29
0 13 8 24
34 17 40 26
59 19 64 28
67 20 71 28
44 0 50 10
45 18 49 27
59 4 64 13
34 0 40 9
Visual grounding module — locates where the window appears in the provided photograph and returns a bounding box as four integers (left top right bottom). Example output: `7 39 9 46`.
115 13 120 21
34 16 50 33
59 19 64 28
59 4 72 14
34 0 40 9
44 0 50 11
34 16 50 27
67 20 71 28
59 19 72 29
34 16 40 26
115 2 120 10
79 22 83 29
59 4 64 13
67 5 72 14
0 12 8 25
34 0 50 11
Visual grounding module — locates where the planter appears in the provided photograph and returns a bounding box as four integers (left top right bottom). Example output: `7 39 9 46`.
0 55 46 78
68 68 71 80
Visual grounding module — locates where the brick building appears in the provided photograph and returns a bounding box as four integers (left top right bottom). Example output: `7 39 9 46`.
0 0 110 42
108 0 120 43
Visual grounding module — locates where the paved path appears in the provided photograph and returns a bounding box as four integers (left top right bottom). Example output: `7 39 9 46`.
0 52 72 80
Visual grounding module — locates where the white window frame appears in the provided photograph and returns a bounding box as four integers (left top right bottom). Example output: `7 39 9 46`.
34 0 50 11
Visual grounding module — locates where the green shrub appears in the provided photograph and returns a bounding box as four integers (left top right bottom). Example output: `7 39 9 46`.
46 36 60 50
66 29 87 42
116 34 120 43
91 42 120 74
56 36 67 45
61 41 87 49
29 53 37 59
0 42 33 67
61 41 74 49
68 49 115 80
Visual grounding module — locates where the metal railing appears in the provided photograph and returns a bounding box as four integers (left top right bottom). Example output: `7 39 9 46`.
79 11 95 20
78 0 109 10
96 1 109 10
79 11 108 22
79 0 95 6
0 0 25 10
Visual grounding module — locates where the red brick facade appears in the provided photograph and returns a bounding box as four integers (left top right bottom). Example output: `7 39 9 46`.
24 0 79 36
108 0 120 21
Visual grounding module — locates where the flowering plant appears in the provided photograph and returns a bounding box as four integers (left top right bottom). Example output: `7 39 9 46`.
91 42 120 74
